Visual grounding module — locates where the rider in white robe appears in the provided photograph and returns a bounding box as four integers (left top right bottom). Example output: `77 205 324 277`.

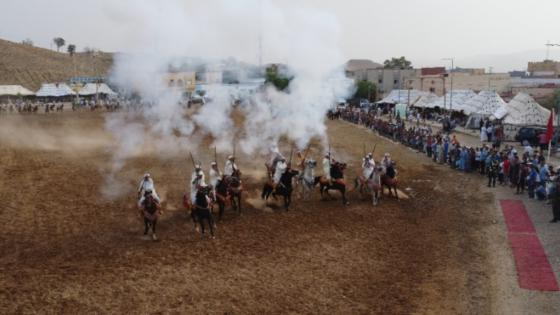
190 165 206 203
273 158 287 185
362 156 375 179
224 155 238 177
209 162 221 200
382 153 393 169
138 173 160 201
322 154 332 184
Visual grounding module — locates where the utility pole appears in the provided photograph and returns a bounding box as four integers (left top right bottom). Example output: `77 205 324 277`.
545 41 560 60
442 58 454 113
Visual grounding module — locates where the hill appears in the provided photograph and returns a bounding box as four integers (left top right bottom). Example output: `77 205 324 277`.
0 38 113 91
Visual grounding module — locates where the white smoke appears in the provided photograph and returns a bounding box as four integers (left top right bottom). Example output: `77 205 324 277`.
103 0 354 198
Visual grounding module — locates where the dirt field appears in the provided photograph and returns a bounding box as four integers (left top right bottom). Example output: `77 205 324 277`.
0 112 501 314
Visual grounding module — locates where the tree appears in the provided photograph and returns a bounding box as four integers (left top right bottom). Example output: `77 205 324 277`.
265 65 292 91
53 37 65 52
67 44 76 56
21 38 34 46
354 80 377 101
383 56 413 70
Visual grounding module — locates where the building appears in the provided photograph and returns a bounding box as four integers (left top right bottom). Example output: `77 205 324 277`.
196 71 223 84
363 69 421 97
345 59 383 81
164 71 196 92
408 68 511 95
527 60 560 78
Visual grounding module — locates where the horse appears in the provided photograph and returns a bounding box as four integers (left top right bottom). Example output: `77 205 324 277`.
262 168 299 210
224 169 243 214
354 167 383 205
214 175 232 220
139 194 161 241
184 186 216 236
298 159 319 200
319 162 349 205
381 164 399 199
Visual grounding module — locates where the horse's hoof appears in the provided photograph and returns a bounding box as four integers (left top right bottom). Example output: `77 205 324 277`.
152 233 158 241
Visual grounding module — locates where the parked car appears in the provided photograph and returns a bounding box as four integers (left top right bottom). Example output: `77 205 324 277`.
515 127 546 146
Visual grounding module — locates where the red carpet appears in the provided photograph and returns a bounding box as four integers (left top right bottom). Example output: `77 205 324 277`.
500 200 536 234
500 199 559 291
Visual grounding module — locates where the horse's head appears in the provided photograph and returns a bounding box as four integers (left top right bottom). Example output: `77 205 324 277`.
306 159 317 169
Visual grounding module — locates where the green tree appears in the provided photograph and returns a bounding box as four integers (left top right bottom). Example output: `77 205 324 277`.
383 56 413 69
53 37 65 52
67 44 76 56
265 65 292 91
354 80 377 101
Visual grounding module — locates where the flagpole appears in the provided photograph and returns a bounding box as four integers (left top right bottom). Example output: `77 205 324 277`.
548 109 554 162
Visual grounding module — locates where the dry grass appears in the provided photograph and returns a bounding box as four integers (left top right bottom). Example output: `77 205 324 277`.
0 38 113 90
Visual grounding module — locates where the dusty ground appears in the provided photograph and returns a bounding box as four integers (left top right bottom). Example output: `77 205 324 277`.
0 112 502 314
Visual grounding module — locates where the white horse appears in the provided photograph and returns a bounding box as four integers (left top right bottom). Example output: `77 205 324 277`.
355 166 383 206
299 159 318 200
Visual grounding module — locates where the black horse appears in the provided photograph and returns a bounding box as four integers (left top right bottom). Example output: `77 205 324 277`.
262 169 299 210
319 162 349 205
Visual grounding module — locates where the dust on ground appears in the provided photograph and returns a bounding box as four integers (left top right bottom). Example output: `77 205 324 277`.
0 112 503 314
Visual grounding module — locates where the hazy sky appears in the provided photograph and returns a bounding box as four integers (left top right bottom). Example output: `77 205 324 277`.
2 0 560 72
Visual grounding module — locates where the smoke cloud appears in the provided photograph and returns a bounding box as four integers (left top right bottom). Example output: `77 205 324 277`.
103 0 354 198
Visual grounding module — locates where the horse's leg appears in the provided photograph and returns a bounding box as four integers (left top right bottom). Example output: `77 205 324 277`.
208 213 215 238
218 202 224 221
144 218 149 235
394 184 399 200
237 194 241 214
341 186 348 205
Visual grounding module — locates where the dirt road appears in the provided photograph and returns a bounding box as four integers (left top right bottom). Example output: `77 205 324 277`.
0 112 502 314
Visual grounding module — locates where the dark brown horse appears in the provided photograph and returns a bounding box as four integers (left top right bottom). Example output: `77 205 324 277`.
381 164 399 199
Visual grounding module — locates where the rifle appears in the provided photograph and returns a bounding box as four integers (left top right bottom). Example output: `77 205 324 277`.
214 146 218 170
288 144 294 166
371 144 377 156
189 152 196 169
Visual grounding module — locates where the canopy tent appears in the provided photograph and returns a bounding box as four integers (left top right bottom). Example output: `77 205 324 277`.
36 83 76 97
0 85 35 96
375 89 429 105
492 93 552 141
412 90 476 112
412 93 440 109
462 90 506 116
78 83 117 96
439 90 476 113
498 93 550 126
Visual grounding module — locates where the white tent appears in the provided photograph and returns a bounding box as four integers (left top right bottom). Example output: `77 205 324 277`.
78 83 117 96
442 90 477 113
0 85 35 96
375 89 429 105
499 92 550 126
492 93 552 141
413 93 440 109
36 83 76 97
414 90 476 112
462 90 506 116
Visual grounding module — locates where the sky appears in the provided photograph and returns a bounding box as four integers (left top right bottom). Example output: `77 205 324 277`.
1 0 560 72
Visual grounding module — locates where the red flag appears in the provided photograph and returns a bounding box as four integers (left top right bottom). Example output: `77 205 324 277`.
545 109 554 142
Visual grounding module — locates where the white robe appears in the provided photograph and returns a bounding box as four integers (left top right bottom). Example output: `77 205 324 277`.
274 161 287 184
138 178 159 200
323 158 331 180
190 170 206 203
480 126 488 142
209 168 221 187
224 160 237 176
362 158 375 179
